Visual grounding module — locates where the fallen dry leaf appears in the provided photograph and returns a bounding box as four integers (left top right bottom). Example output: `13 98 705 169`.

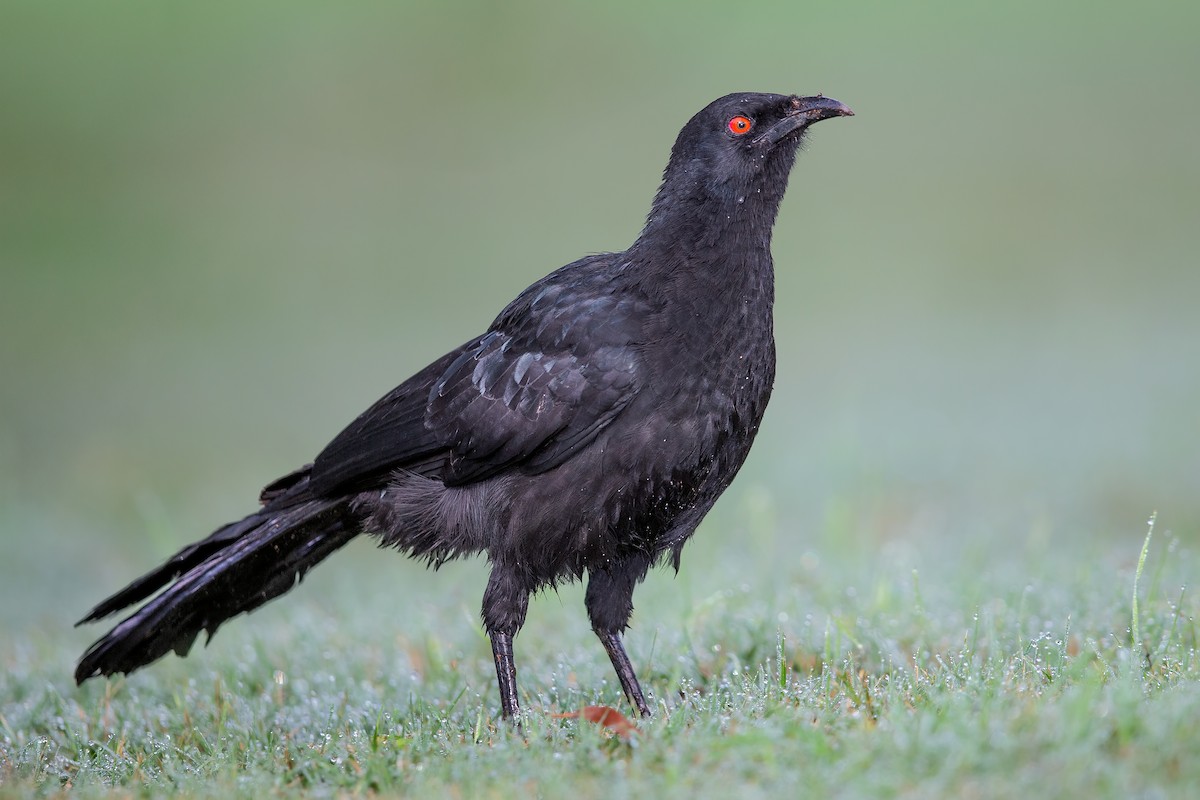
552 705 638 739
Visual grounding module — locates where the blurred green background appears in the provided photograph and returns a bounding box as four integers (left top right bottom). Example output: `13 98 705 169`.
1 1 1197 653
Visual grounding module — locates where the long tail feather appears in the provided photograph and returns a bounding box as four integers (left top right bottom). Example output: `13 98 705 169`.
75 498 357 683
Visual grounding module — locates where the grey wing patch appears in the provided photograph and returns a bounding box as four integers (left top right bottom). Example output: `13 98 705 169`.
428 331 639 486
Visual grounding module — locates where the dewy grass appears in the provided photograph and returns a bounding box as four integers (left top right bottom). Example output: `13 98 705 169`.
1131 512 1155 678
2 516 1198 798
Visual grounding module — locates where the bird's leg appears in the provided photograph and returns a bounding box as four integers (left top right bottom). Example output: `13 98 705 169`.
489 630 520 720
597 629 651 717
586 557 653 717
482 565 530 720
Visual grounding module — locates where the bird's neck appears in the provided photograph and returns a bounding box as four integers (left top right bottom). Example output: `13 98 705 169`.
624 203 776 354
630 187 781 305
641 174 786 246
637 199 779 258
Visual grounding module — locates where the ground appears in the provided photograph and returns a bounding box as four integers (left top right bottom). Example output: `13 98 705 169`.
3 512 1196 798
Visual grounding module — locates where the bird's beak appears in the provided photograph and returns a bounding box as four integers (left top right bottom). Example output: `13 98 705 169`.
755 95 853 146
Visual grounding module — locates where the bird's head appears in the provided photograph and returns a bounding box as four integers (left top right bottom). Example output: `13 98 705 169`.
647 92 853 227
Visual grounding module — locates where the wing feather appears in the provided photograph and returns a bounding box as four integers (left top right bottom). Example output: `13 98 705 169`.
304 254 647 495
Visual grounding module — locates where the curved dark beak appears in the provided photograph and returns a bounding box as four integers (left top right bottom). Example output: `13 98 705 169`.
791 95 854 121
756 95 853 146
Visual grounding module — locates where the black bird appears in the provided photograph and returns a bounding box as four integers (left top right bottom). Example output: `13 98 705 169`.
76 91 852 719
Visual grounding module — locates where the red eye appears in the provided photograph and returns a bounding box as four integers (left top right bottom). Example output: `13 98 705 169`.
728 115 753 135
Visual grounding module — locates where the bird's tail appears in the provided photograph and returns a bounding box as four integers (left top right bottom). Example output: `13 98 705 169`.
75 496 359 684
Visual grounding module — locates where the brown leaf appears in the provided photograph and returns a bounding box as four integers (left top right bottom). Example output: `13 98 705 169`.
552 705 638 739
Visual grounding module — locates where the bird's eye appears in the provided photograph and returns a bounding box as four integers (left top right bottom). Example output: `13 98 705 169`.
727 115 753 135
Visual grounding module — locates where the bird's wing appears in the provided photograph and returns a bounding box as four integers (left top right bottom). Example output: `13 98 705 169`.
307 257 645 493
427 327 640 485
